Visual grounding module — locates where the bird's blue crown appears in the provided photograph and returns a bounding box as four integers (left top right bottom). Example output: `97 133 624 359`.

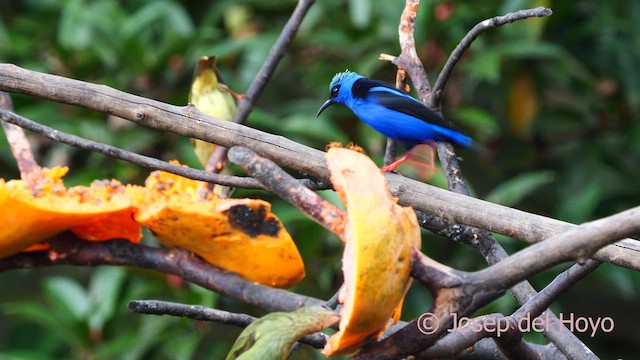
329 71 362 91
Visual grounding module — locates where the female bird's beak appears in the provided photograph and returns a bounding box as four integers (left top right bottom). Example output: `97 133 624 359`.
316 99 335 117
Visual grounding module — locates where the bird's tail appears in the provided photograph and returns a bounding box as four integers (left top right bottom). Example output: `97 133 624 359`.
443 129 474 148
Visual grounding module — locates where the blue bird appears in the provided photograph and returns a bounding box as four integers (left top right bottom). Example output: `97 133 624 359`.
317 71 473 172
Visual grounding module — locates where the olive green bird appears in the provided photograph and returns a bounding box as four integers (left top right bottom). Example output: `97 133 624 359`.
226 306 339 360
188 55 240 197
189 55 238 166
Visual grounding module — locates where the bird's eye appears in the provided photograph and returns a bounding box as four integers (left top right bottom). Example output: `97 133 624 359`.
330 84 340 98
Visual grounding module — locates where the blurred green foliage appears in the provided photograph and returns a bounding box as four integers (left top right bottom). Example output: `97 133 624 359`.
0 0 639 358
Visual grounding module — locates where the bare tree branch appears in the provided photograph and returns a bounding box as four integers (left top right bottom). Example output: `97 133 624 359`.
129 299 256 324
427 313 544 360
383 70 409 166
128 299 330 349
429 7 553 108
512 261 601 320
469 207 639 289
380 0 431 102
420 337 564 360
129 299 552 360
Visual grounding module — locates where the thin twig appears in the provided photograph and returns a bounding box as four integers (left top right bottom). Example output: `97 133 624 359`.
324 289 342 310
129 299 256 324
128 299 330 350
381 0 432 102
233 0 315 126
508 261 601 360
0 108 328 191
383 138 399 167
427 313 544 360
429 7 553 108
512 261 601 320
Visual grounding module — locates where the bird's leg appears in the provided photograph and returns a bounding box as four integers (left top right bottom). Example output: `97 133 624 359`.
219 83 246 100
381 153 410 172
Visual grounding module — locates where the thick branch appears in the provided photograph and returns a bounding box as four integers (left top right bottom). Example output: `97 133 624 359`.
470 206 640 289
0 64 639 270
390 0 432 102
0 234 323 312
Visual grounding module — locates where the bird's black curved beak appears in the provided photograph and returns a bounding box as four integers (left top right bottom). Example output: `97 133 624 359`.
316 99 335 117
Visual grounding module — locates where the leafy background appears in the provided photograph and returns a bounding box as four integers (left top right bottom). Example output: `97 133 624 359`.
1 0 639 358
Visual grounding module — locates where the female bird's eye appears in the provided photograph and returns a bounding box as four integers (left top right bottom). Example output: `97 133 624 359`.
330 85 340 98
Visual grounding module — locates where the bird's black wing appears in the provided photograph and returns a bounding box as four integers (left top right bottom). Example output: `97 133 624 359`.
352 78 456 130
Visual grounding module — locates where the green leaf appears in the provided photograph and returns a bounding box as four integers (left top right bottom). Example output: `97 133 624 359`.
58 0 92 49
44 277 90 321
122 1 194 41
451 107 500 139
485 171 555 206
161 332 204 360
88 267 127 332
556 182 602 223
464 48 502 83
121 315 174 360
283 113 350 144
604 264 636 299
500 42 566 60
2 302 81 347
3 303 62 332
349 0 371 29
